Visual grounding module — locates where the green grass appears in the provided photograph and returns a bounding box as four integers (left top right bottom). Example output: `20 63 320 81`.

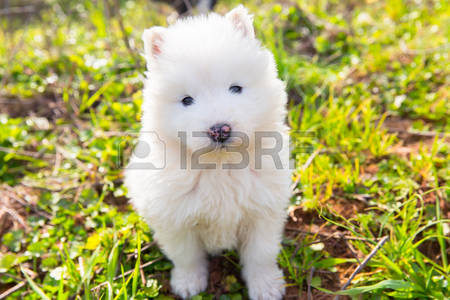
0 0 449 299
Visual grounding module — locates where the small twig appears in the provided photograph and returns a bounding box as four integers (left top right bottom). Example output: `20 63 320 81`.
73 183 85 203
345 240 361 264
334 236 389 300
291 148 324 190
127 241 157 260
141 241 157 253
301 148 323 171
55 146 90 172
52 150 62 176
4 186 52 219
322 51 342 64
307 266 315 300
114 257 162 282
0 280 27 299
139 267 146 286
0 268 38 299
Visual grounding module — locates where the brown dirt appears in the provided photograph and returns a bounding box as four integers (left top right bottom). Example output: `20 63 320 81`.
327 196 368 220
421 189 450 219
383 116 448 146
0 94 66 120
285 205 358 299
207 255 243 297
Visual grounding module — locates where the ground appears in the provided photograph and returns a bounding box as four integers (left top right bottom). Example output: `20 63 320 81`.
0 0 449 299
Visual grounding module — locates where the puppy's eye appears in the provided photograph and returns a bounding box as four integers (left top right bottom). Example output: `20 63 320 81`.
229 85 242 94
181 96 194 106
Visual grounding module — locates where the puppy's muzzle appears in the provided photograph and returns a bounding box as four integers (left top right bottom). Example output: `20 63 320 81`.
208 123 231 143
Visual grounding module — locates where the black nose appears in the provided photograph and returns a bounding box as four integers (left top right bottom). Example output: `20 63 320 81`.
208 123 232 143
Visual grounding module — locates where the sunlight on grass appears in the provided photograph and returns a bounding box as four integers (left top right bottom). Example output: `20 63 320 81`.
0 0 448 299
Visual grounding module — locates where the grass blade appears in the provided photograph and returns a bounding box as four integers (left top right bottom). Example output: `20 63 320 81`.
132 232 141 299
21 266 51 300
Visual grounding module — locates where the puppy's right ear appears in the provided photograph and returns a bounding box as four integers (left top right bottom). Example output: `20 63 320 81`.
142 27 165 60
226 5 255 39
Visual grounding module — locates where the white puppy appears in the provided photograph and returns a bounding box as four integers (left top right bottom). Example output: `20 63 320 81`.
125 5 290 300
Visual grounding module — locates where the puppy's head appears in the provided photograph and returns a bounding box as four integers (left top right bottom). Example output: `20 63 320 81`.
141 6 286 153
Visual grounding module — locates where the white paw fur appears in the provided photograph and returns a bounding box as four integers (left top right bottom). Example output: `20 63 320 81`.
246 267 285 300
170 265 208 298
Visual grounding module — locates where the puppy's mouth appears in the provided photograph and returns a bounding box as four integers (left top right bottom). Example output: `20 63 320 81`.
210 137 247 152
215 142 233 151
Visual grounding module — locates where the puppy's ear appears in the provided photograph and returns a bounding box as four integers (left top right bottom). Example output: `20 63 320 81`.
142 27 165 60
226 5 255 39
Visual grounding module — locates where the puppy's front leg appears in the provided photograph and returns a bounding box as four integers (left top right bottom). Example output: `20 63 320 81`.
239 217 285 300
156 229 208 299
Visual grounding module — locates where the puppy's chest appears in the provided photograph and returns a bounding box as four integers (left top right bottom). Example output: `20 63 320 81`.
190 170 253 250
193 169 252 213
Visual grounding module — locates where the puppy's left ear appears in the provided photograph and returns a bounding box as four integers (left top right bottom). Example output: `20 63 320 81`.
226 5 255 39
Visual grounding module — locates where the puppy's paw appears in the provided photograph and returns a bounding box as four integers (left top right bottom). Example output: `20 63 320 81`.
247 267 285 300
170 265 208 299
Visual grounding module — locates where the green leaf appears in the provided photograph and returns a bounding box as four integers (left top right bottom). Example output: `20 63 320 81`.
313 257 356 269
80 78 115 112
0 253 18 272
132 232 141 299
313 280 415 296
1 230 24 252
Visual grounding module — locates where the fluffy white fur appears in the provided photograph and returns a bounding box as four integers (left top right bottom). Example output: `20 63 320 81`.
125 6 291 300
